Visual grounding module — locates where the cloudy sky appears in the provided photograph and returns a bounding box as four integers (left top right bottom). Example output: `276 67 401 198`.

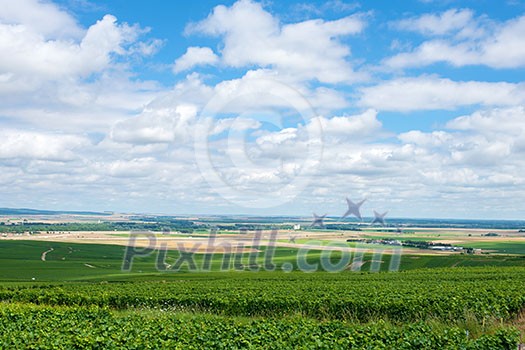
1 0 525 219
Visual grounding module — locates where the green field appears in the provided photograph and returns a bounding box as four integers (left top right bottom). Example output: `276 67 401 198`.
3 240 525 281
0 266 524 348
1 239 525 348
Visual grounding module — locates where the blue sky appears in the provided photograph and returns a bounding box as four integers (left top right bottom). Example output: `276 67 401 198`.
1 0 525 219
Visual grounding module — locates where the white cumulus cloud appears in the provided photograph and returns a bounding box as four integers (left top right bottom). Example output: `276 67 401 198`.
173 46 219 73
186 0 366 83
387 12 525 69
0 130 90 161
359 76 525 111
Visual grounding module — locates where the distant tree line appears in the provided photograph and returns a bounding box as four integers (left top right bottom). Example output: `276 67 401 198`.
214 224 294 231
0 220 200 234
324 224 362 231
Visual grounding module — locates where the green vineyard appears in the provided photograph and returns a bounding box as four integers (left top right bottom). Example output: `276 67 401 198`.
1 267 524 349
0 304 519 349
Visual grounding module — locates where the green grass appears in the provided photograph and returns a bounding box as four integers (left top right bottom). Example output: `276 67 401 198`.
1 240 525 347
2 240 525 281
462 241 525 255
0 241 128 281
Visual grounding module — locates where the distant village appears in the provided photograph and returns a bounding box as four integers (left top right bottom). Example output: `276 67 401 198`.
346 238 482 254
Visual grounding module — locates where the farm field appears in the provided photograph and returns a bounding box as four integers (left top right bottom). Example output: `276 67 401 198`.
1 225 525 280
0 267 524 348
2 224 525 348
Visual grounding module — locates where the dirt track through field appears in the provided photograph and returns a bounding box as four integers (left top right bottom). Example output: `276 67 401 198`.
41 248 54 261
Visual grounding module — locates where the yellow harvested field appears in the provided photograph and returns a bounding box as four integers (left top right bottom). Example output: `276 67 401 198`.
0 228 485 256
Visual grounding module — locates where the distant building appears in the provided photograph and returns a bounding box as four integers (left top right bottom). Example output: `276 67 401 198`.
293 224 301 230
483 232 500 237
